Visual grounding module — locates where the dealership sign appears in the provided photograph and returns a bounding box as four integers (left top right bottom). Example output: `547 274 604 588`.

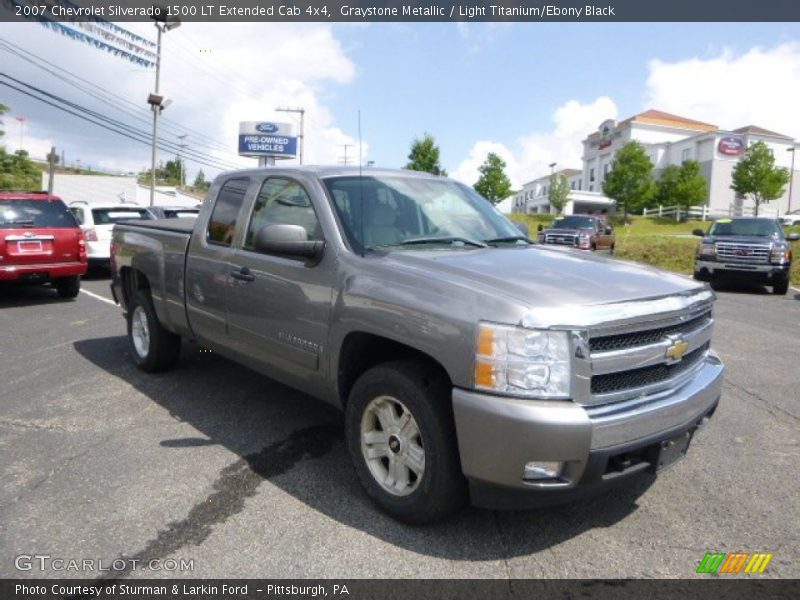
718 136 745 156
238 121 297 158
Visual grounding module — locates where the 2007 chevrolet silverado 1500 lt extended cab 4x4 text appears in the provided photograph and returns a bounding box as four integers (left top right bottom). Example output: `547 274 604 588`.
110 167 724 523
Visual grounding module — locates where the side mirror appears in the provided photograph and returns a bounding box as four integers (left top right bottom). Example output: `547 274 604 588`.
787 232 800 241
253 224 324 261
515 222 529 237
605 226 613 235
537 224 544 232
692 228 705 237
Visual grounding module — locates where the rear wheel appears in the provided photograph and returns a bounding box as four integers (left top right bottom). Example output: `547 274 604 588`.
345 359 466 524
127 290 181 372
55 275 80 299
773 280 789 295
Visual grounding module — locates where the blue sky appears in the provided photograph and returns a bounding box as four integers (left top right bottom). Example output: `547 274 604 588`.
2 21 800 187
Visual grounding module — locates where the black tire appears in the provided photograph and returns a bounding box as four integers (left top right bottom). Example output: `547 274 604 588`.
773 280 789 295
127 290 181 372
609 244 615 255
55 275 80 299
345 359 467 524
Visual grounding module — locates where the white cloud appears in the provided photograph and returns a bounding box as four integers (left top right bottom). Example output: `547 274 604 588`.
645 42 800 138
452 96 618 189
455 22 512 54
1 22 363 179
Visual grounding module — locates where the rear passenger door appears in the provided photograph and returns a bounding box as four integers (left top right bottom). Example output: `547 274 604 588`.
185 177 252 348
226 176 334 392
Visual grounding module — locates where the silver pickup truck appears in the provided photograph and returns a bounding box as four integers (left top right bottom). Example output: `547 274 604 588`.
110 166 724 523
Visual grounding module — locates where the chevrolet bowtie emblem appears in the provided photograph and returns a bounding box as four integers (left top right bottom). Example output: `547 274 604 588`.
665 337 690 362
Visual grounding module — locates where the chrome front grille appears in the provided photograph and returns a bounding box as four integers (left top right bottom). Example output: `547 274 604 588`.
545 233 577 246
575 302 714 407
715 242 770 264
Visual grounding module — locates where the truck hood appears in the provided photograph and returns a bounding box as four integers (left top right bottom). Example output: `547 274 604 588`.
381 245 701 309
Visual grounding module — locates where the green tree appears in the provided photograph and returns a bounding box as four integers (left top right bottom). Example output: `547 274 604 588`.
193 169 210 190
0 102 8 138
602 141 656 218
473 152 512 205
0 149 42 191
547 172 571 214
730 141 790 216
162 156 185 185
404 133 447 176
655 160 708 211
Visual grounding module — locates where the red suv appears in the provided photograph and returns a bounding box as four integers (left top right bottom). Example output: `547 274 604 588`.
0 192 88 298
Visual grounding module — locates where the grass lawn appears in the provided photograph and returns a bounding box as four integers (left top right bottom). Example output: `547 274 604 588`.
508 214 800 286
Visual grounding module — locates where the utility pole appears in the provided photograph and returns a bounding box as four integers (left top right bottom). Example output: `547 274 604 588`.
276 106 305 164
339 144 354 165
177 133 187 187
15 115 26 151
788 147 796 213
148 15 181 206
46 146 58 194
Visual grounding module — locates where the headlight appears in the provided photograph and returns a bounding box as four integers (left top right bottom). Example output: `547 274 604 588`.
769 244 791 264
474 323 571 398
697 243 716 257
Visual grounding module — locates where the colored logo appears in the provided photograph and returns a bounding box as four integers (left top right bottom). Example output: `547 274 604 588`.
664 337 690 362
718 136 745 156
696 552 773 574
256 122 279 133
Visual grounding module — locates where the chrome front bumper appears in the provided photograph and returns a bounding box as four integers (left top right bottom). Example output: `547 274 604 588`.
452 352 724 506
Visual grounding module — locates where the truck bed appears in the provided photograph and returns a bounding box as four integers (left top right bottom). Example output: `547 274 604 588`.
122 217 197 235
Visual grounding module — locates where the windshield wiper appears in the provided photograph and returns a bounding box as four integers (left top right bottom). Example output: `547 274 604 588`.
400 236 487 248
483 235 532 245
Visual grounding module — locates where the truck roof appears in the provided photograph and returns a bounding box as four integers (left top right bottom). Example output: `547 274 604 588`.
213 165 447 181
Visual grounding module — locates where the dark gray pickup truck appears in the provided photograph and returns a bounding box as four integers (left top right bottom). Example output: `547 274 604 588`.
110 166 724 523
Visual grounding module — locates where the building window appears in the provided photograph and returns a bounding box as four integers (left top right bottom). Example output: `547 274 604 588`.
589 168 595 182
603 164 610 178
589 184 594 192
681 148 691 162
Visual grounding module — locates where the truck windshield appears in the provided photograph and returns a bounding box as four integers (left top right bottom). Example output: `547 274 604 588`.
552 216 595 229
0 199 78 228
708 218 782 237
323 175 521 251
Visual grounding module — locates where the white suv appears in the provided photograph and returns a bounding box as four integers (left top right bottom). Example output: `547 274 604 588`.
782 210 800 227
69 202 154 267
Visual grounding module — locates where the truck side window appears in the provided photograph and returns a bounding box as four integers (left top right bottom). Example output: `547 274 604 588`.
244 178 323 249
207 177 249 246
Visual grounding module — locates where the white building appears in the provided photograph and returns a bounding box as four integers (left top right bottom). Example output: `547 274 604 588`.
42 173 203 207
511 168 615 215
581 110 799 216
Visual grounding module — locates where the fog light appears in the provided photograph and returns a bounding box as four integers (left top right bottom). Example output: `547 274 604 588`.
523 461 563 481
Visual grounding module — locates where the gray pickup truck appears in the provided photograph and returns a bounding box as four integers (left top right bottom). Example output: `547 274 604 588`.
110 167 724 523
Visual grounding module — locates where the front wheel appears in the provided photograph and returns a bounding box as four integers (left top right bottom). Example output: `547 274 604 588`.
773 280 789 295
127 291 181 372
345 359 466 524
55 275 80 299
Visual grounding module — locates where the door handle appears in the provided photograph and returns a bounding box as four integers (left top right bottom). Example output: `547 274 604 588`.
230 267 255 282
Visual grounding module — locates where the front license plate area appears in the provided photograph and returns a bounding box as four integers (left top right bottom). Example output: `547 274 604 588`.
655 431 692 472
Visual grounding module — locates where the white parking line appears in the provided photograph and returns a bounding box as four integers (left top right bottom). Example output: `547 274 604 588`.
80 288 117 307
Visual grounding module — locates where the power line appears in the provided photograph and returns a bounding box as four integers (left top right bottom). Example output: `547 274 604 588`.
0 38 239 158
0 76 239 173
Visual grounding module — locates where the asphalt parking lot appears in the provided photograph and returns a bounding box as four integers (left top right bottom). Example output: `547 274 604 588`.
1 275 798 579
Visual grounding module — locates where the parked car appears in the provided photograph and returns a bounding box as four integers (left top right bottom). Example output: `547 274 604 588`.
68 202 154 268
781 209 800 227
0 191 87 298
111 167 723 523
693 217 799 295
147 206 201 219
538 214 615 252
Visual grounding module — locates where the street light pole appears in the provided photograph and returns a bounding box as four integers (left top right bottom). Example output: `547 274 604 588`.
788 147 796 213
148 13 180 207
177 133 187 188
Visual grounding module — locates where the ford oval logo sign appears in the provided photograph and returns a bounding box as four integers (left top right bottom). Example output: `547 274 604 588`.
256 123 278 134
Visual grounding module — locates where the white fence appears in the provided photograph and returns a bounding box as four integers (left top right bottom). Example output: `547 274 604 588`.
642 204 781 221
